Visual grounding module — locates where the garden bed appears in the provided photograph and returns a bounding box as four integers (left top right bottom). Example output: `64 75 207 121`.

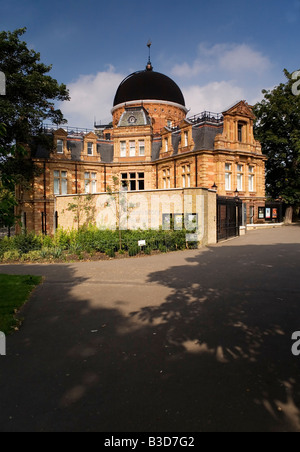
0 227 198 264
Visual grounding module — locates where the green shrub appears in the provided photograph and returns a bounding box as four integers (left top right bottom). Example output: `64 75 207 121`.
2 250 20 262
128 245 139 257
159 244 167 253
40 247 52 259
105 248 115 258
20 250 42 262
51 248 63 259
13 233 42 254
53 229 70 250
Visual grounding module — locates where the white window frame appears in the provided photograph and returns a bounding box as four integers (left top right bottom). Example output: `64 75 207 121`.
129 141 136 157
54 170 68 195
249 166 255 192
139 140 145 157
84 172 91 194
237 164 244 191
57 139 64 154
120 141 126 158
87 142 93 156
225 163 232 191
184 131 188 147
165 138 169 153
84 172 97 194
91 172 97 194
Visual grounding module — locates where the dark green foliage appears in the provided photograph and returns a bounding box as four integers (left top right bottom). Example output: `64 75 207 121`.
13 232 42 254
0 274 42 334
0 226 198 262
0 28 70 226
254 69 300 208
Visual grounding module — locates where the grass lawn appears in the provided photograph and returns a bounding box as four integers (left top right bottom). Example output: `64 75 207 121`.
0 275 42 335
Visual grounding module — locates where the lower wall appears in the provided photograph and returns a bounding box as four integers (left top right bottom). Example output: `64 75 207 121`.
55 188 217 246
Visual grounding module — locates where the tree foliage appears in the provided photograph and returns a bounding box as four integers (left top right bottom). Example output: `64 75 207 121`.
0 28 70 228
254 69 300 208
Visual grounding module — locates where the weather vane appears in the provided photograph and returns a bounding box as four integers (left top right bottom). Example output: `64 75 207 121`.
147 39 152 64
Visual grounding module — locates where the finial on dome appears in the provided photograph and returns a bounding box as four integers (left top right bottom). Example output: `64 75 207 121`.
146 40 153 71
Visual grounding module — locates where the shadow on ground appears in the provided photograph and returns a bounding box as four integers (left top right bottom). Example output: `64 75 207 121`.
0 239 300 432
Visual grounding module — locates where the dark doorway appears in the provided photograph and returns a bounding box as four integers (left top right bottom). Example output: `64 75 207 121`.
217 197 242 242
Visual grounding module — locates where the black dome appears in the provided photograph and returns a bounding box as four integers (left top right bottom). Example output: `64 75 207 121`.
113 68 185 107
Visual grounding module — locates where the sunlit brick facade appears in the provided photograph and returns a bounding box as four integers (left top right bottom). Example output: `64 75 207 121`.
16 63 266 235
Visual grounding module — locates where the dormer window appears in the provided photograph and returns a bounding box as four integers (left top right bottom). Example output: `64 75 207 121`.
165 138 169 153
184 131 188 147
87 142 93 156
238 122 246 143
57 139 64 154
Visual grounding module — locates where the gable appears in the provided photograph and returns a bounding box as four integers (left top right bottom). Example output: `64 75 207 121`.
223 101 255 120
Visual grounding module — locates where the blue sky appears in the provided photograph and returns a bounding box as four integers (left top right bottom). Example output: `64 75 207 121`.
1 0 300 127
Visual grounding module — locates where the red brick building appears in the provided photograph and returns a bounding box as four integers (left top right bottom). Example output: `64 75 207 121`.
16 60 266 234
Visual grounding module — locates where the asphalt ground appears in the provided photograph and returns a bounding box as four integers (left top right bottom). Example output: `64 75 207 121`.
0 225 300 432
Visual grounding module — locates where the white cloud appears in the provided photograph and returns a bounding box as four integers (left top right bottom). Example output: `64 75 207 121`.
219 44 271 74
172 61 212 78
59 67 124 128
183 81 245 115
171 43 271 79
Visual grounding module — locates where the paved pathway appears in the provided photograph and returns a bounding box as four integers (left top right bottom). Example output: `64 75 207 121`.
0 226 300 432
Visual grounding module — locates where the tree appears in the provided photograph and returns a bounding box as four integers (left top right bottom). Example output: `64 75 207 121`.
106 176 135 251
0 28 70 228
254 70 300 222
66 195 96 231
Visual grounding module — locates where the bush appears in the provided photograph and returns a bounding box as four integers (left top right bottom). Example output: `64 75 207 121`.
105 248 115 258
128 245 139 257
13 233 42 254
51 248 63 259
2 250 20 262
20 250 43 262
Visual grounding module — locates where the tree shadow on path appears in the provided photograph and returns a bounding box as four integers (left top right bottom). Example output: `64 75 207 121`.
130 242 300 432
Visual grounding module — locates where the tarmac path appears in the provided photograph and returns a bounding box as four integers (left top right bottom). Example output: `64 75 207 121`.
0 225 300 432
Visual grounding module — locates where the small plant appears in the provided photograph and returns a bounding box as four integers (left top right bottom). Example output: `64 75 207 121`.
105 248 115 258
51 248 63 259
159 244 167 253
128 245 139 257
40 247 52 259
27 250 43 262
2 250 20 262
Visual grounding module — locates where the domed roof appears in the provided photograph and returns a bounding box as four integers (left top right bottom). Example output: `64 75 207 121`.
113 65 185 107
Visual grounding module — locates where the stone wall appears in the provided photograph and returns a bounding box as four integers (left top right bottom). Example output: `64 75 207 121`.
55 188 217 246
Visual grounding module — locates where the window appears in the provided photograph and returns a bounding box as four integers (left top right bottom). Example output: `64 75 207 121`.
139 140 145 156
54 170 68 195
237 164 244 191
167 120 173 128
163 168 171 189
121 172 144 191
182 165 191 188
238 122 246 143
184 131 188 147
225 163 232 191
129 141 136 157
84 172 97 194
249 166 255 192
120 141 126 158
57 139 64 154
87 142 93 156
165 138 169 153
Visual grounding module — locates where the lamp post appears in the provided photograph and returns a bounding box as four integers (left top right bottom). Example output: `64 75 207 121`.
234 189 240 235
